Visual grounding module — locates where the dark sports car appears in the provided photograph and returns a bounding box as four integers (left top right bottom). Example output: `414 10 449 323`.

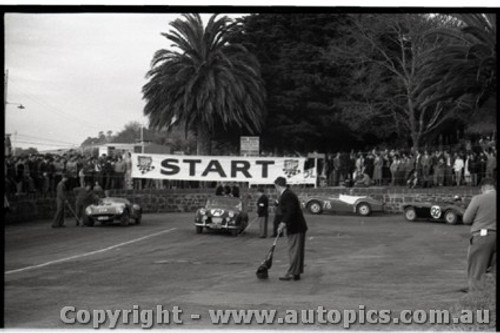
84 197 142 226
301 194 384 216
194 196 248 236
402 197 467 224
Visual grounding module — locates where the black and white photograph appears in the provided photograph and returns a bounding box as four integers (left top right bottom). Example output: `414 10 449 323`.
3 4 497 330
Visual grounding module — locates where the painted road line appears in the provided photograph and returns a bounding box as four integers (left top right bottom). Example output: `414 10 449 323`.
6 227 177 275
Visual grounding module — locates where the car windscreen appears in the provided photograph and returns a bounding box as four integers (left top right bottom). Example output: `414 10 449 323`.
101 197 128 205
206 197 241 210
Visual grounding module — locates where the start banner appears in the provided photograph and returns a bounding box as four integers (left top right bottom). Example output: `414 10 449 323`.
131 153 316 185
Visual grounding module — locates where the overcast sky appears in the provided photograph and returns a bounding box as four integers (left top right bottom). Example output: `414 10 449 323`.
4 12 246 151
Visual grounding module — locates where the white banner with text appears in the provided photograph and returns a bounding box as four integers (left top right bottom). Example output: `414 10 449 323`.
131 153 316 185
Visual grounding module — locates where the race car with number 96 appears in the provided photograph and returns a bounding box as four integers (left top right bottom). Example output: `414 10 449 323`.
402 196 468 225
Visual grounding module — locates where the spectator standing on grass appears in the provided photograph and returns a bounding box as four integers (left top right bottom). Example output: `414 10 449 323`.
397 154 408 186
464 153 472 185
453 153 465 186
223 183 232 196
444 151 452 186
421 150 432 188
15 157 25 195
432 151 442 187
390 155 399 186
373 152 383 186
65 156 78 191
231 183 240 198
274 177 308 281
382 151 391 185
462 177 496 292
113 155 126 190
468 152 478 186
355 152 364 179
477 152 487 184
402 155 413 185
53 156 65 190
333 153 341 186
256 187 269 238
485 149 496 179
124 152 133 190
74 183 93 226
364 153 374 184
51 173 69 228
215 182 224 196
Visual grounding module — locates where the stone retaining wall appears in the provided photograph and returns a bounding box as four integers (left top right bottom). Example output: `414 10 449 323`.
5 186 481 224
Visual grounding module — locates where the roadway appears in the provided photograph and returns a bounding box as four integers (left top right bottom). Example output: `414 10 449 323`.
4 211 472 329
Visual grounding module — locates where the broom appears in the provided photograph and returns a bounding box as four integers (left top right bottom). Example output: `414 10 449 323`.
239 215 259 235
256 231 282 279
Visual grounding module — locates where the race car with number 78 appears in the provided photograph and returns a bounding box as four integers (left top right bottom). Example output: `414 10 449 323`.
301 194 384 216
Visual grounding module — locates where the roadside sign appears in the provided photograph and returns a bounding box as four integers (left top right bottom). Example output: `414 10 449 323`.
240 136 260 157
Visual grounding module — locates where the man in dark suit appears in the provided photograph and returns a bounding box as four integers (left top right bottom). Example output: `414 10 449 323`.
52 173 69 228
274 176 308 281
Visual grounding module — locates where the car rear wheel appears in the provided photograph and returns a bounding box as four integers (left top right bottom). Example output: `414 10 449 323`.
120 210 130 226
357 203 372 216
404 207 417 222
307 201 323 214
195 226 203 234
444 210 458 225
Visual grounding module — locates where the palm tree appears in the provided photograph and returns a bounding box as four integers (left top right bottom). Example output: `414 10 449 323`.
142 14 266 155
417 14 496 110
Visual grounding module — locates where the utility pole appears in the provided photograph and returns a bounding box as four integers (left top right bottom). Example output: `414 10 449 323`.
5 69 26 157
141 125 144 153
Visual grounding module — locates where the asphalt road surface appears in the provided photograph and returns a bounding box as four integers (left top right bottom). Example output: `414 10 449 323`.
5 212 472 329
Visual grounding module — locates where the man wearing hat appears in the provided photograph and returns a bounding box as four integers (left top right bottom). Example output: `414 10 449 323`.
462 177 496 291
274 176 308 281
52 173 69 228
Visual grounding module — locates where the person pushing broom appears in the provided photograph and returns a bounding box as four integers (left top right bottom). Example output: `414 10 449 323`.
274 176 308 281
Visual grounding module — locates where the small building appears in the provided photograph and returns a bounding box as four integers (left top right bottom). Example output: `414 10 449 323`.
96 143 171 157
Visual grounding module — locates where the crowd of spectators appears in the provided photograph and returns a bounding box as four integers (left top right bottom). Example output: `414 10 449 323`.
4 136 497 197
4 151 135 197
323 137 497 188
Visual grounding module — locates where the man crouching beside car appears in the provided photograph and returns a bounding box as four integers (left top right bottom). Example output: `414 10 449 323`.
74 183 99 226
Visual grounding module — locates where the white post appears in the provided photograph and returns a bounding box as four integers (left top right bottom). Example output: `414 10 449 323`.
141 126 144 153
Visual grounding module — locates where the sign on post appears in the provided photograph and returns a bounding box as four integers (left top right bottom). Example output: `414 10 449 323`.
240 136 260 157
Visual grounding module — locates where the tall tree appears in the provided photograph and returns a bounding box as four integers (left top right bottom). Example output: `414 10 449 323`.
230 14 359 153
143 14 266 155
328 14 466 149
417 13 496 111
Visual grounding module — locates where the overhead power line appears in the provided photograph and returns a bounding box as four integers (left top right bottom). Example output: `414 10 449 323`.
16 133 80 146
8 79 106 131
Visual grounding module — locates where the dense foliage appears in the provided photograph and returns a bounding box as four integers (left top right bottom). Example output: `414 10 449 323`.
135 13 496 155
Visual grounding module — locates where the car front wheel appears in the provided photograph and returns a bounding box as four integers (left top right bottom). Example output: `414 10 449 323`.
120 210 130 226
84 216 94 227
404 207 417 221
195 226 203 234
357 203 372 216
307 201 323 214
444 210 458 225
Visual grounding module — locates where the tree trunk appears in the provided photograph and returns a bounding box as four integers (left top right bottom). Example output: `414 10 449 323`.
196 123 211 156
406 90 420 151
